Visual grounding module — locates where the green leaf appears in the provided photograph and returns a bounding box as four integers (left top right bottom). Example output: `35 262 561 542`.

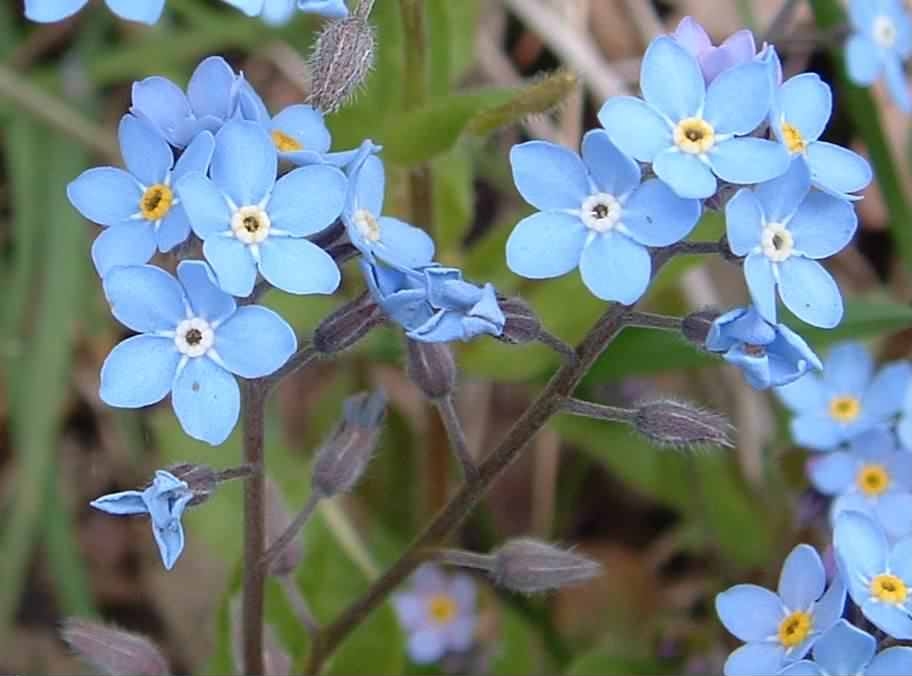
565 650 666 676
489 607 540 675
426 0 479 94
466 70 578 137
793 298 912 346
433 144 475 258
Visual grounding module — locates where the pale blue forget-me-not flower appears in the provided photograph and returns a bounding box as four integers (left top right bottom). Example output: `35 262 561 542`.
715 544 846 676
779 619 912 676
91 470 193 570
67 115 214 277
222 0 348 24
705 306 821 390
726 161 857 328
776 342 911 450
834 511 912 639
809 428 912 540
99 261 296 445
846 0 912 112
599 36 789 199
506 129 701 304
177 120 346 297
24 0 164 23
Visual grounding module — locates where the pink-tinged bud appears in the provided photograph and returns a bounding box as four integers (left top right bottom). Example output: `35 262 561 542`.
491 539 601 594
496 296 541 345
634 399 733 450
61 618 170 676
672 16 758 83
308 8 376 113
406 340 456 400
264 478 304 577
313 292 385 354
681 309 721 347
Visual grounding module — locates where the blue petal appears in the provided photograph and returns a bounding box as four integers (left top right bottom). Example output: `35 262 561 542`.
886 448 912 490
187 56 236 120
710 137 790 186
867 647 912 676
725 189 764 256
176 260 236 324
704 61 772 135
214 306 297 378
91 224 157 277
778 661 823 676
824 342 873 395
845 35 882 86
270 104 331 158
268 165 346 236
297 0 349 18
221 0 263 16
724 642 785 676
407 629 446 665
883 55 912 113
778 544 824 611
754 159 811 223
68 167 142 227
131 76 192 147
776 74 832 143
171 357 240 446
877 493 912 539
24 0 88 22
725 348 772 389
834 512 888 601
103 264 186 333
203 237 258 297
506 212 586 279
581 130 641 197
788 191 857 259
579 232 651 304
349 152 385 217
148 497 190 570
653 150 716 199
210 121 277 206
172 130 216 182
862 361 911 419
890 536 912 589
373 217 436 268
156 208 192 253
813 576 847 632
100 335 180 408
176 172 232 239
848 0 877 31
640 36 704 122
509 141 590 211
261 0 296 24
862 600 912 640
258 237 340 295
90 490 148 515
777 257 843 329
847 427 897 460
597 97 672 162
776 372 826 412
808 452 855 495
812 619 874 676
806 142 873 197
118 114 172 187
623 179 701 247
105 0 165 23
792 414 844 450
743 253 778 323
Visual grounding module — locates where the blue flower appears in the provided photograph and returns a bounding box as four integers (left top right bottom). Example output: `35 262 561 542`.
715 544 846 676
599 36 789 199
343 144 435 268
90 470 193 569
898 384 912 450
779 619 912 676
392 564 477 664
705 306 821 390
846 0 912 112
834 511 912 639
672 16 759 83
770 73 872 198
99 261 297 445
176 120 346 297
362 260 505 343
222 0 348 23
24 0 164 23
726 160 856 328
68 115 214 277
506 129 701 303
776 342 911 450
809 428 912 539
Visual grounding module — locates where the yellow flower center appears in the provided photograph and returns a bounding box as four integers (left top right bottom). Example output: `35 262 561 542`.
427 594 458 626
857 464 890 497
354 208 382 242
778 611 812 648
781 122 807 154
140 184 173 221
271 129 303 153
673 117 716 155
829 395 861 423
870 574 907 604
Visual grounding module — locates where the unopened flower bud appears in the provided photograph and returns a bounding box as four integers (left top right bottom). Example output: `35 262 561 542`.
162 462 217 507
61 618 169 676
406 340 456 400
496 296 541 345
634 399 733 450
312 390 386 497
308 9 376 113
264 478 303 577
313 292 385 354
681 309 721 347
491 539 601 594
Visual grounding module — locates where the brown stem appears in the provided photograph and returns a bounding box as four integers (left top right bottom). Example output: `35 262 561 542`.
432 397 479 485
560 398 637 423
260 493 321 573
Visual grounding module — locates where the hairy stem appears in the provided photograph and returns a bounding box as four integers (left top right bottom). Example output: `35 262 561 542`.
536 329 578 364
560 398 637 423
260 493 322 573
215 464 257 482
669 240 724 256
433 397 479 484
267 345 319 386
622 311 683 332
432 548 495 571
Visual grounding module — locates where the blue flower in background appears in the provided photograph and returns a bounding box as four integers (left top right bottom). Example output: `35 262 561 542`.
770 73 873 198
506 130 701 304
809 428 912 539
100 261 297 445
716 544 846 676
599 36 789 199
363 260 505 343
706 306 821 390
91 470 193 570
898 384 912 450
834 511 912 639
68 115 214 277
392 564 477 664
846 0 912 112
177 120 346 297
672 16 758 83
776 342 911 450
726 161 856 328
222 0 348 24
24 0 164 23
779 619 912 675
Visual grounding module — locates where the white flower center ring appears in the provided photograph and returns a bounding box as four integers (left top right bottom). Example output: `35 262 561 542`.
873 15 898 49
354 208 382 242
174 317 215 358
761 222 794 262
674 117 716 155
581 193 622 233
231 205 271 244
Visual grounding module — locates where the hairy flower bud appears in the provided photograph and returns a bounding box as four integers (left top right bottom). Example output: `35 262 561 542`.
681 309 721 347
162 462 217 507
405 340 456 400
491 539 601 594
61 618 169 676
312 390 386 498
308 8 376 113
496 296 541 345
313 292 385 354
633 399 733 450
264 478 303 577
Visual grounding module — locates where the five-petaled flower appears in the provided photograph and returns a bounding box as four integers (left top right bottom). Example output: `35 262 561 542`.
25 0 165 23
834 511 912 639
778 619 912 676
599 35 789 199
91 470 193 570
705 306 821 390
99 261 296 445
726 161 856 328
846 0 912 112
715 544 846 676
506 129 701 304
68 115 214 277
